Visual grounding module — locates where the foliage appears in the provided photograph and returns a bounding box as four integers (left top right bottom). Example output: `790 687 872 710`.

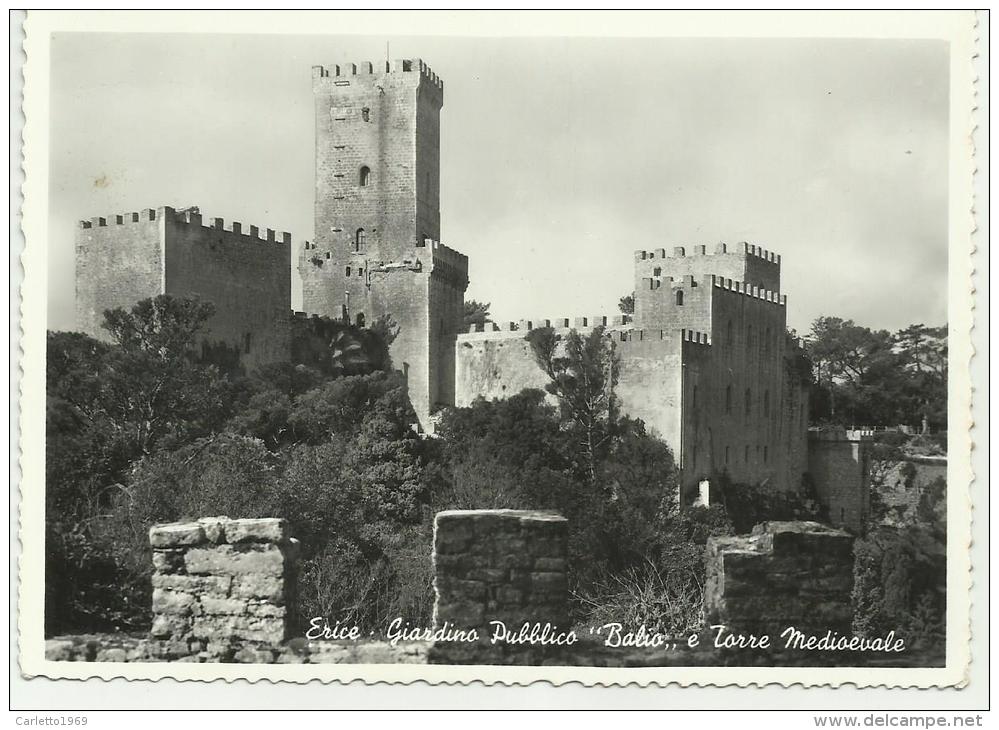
576 505 733 635
618 292 635 315
290 313 397 376
714 474 825 534
852 525 946 651
526 325 620 484
462 299 491 330
806 317 947 432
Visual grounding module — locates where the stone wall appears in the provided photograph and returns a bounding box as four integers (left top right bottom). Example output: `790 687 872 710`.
634 243 781 296
75 210 163 339
46 514 927 667
807 428 873 532
75 206 292 370
163 210 292 370
430 509 569 663
148 517 299 662
704 521 855 637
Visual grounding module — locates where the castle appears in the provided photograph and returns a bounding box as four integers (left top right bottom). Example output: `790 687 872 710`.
73 58 869 529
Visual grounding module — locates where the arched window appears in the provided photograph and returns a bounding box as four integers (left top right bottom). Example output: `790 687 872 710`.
356 312 365 327
725 385 733 414
355 228 366 252
359 166 371 186
676 290 684 306
745 388 752 416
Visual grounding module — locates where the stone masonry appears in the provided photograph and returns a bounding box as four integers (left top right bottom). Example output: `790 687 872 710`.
148 517 299 662
45 513 928 667
430 509 569 663
704 521 855 637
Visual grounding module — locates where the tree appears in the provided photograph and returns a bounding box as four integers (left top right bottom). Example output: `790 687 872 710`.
806 316 948 430
618 292 635 315
462 299 491 330
527 325 620 485
290 313 396 376
893 324 948 433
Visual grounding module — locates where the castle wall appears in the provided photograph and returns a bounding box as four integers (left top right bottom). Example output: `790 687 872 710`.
366 267 432 424
429 247 470 410
666 279 802 501
163 210 291 369
455 330 550 406
75 210 164 339
615 331 686 449
634 242 781 301
807 429 873 532
634 274 712 333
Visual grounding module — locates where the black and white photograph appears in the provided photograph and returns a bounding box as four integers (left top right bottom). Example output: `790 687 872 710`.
14 10 980 699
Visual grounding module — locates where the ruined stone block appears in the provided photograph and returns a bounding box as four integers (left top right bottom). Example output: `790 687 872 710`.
149 522 206 548
184 543 286 576
151 549 186 574
224 518 287 544
231 574 285 602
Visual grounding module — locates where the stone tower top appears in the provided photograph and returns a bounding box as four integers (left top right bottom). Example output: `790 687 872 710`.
312 59 443 98
312 57 444 260
634 241 782 293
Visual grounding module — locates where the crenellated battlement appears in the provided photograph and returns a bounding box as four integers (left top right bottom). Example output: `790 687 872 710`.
460 314 632 337
634 241 781 265
312 58 443 92
80 206 293 246
710 274 786 306
429 239 469 271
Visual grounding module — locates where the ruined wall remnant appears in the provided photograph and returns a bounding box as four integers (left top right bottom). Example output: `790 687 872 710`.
704 521 855 637
430 509 569 663
148 517 299 661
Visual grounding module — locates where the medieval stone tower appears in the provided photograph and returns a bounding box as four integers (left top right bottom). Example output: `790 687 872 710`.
301 59 468 429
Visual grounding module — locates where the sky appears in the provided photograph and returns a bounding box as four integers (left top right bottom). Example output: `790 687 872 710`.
47 33 950 334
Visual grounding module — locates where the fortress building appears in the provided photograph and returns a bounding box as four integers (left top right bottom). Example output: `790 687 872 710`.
301 61 468 426
455 244 812 505
75 206 291 369
73 58 868 529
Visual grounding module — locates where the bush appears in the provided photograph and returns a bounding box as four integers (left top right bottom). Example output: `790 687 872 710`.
852 525 946 652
